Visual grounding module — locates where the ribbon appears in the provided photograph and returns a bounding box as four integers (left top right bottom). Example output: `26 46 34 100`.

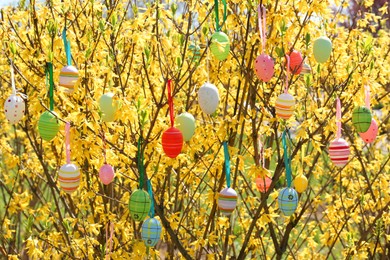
214 0 227 32
285 55 290 94
147 180 155 218
137 136 145 190
102 131 107 164
10 60 16 95
167 79 174 127
282 130 292 188
46 62 55 111
65 122 71 164
105 222 115 260
62 28 72 66
364 85 370 109
223 141 231 188
336 97 341 139
258 137 265 168
257 5 266 53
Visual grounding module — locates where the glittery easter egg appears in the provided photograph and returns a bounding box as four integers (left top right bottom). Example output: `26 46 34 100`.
99 163 115 185
293 175 308 193
254 54 274 82
255 176 272 193
38 111 60 141
129 189 151 222
313 36 332 63
359 119 378 144
141 217 162 247
198 82 220 115
59 65 79 93
210 32 230 61
4 94 25 124
58 163 81 194
352 106 372 133
99 93 119 122
289 50 303 75
218 187 238 215
162 127 183 158
275 93 295 119
278 187 298 216
328 138 350 168
176 112 196 141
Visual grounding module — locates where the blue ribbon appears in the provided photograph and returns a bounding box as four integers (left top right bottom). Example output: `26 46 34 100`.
223 141 231 188
62 28 72 66
147 180 155 218
282 130 292 187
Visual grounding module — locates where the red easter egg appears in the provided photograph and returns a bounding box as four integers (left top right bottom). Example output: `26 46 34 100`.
162 127 183 158
359 119 378 144
289 50 303 75
254 54 274 82
255 176 272 193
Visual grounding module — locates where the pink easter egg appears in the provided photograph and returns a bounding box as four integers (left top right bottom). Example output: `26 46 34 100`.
99 164 115 185
328 138 350 168
289 50 303 75
359 119 378 144
254 54 274 82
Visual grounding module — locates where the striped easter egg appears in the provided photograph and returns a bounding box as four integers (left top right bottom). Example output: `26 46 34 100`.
278 187 298 216
162 127 183 158
141 217 162 247
352 106 372 133
59 65 79 93
275 93 295 119
289 50 303 75
38 111 60 141
328 138 350 168
188 44 201 63
210 32 230 61
129 189 151 222
58 163 81 194
254 53 274 82
198 82 220 115
218 187 238 215
359 119 378 144
4 94 25 124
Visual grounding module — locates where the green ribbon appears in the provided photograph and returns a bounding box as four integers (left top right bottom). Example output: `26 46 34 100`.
147 180 155 218
62 28 72 66
214 0 227 32
137 136 145 190
46 62 54 111
282 130 292 187
223 141 231 188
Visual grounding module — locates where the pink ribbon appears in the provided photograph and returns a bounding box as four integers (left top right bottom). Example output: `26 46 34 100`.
285 55 290 94
258 5 266 53
105 222 115 260
65 122 71 164
258 138 265 168
364 85 370 109
167 79 174 127
102 131 107 164
336 98 341 139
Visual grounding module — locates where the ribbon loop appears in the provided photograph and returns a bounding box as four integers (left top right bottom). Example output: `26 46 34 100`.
285 55 290 94
147 180 155 218
46 62 55 111
62 28 72 66
223 141 231 188
214 0 227 32
364 85 370 109
336 97 341 139
10 59 16 95
282 130 292 187
137 136 145 190
258 137 265 168
258 5 266 53
65 122 71 164
167 80 174 127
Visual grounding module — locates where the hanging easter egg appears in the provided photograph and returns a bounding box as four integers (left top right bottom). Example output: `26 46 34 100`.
254 54 274 82
278 187 298 216
359 119 378 144
162 127 183 158
99 93 119 122
328 138 350 168
99 163 114 185
58 163 81 194
129 189 151 221
141 217 162 247
176 112 196 142
293 175 308 193
4 94 25 124
288 50 303 75
210 31 230 61
352 106 372 133
198 82 220 115
38 111 60 141
59 65 79 93
300 62 312 75
313 36 332 63
255 176 272 193
188 44 201 63
218 187 238 215
275 93 295 119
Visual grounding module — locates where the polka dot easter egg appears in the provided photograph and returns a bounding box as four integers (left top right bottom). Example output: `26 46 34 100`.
198 82 220 115
58 163 81 194
141 217 162 247
352 106 372 133
254 54 274 82
210 32 230 61
99 163 115 185
328 138 350 168
359 119 378 144
129 189 151 222
275 93 295 119
218 187 238 216
162 127 183 158
278 187 298 216
59 65 79 94
4 94 25 124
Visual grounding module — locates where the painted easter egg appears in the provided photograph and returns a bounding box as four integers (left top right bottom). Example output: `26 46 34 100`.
289 50 303 75
254 54 274 82
218 187 238 216
328 138 350 168
359 119 378 144
255 176 272 193
313 36 332 63
99 93 119 122
99 163 114 185
141 217 162 247
38 111 60 141
4 94 25 124
198 83 220 115
188 44 201 63
278 187 298 216
129 189 151 222
58 163 81 194
352 106 372 133
176 112 196 142
293 175 308 193
59 65 79 93
210 32 230 61
275 93 295 119
300 62 312 75
162 127 183 158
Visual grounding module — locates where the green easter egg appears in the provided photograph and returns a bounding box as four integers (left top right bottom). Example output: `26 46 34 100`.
176 112 196 141
129 189 151 222
38 111 60 141
188 44 201 63
352 106 372 133
210 32 230 61
99 93 118 122
313 36 332 63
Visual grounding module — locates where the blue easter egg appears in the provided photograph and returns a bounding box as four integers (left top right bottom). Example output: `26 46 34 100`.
141 217 162 247
278 187 298 216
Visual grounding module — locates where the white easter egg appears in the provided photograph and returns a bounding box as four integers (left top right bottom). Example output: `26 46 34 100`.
4 94 25 124
198 83 219 115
